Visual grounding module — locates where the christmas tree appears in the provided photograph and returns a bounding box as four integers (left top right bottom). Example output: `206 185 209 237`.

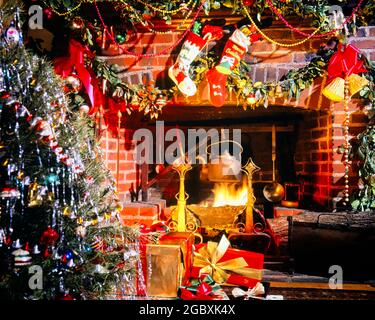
0 3 142 300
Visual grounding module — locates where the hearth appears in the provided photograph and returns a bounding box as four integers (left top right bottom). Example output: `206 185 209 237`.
140 105 333 215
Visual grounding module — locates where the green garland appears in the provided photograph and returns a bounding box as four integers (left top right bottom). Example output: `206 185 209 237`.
43 0 374 30
91 58 167 119
184 40 335 109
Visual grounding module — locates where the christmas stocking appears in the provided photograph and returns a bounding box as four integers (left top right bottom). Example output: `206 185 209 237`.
207 25 261 107
168 32 210 97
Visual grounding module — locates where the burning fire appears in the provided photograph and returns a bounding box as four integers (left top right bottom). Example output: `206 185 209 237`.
212 180 248 207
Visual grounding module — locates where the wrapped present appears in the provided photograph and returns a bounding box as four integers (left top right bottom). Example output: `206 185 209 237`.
192 235 264 288
145 243 182 298
179 275 229 300
158 232 195 285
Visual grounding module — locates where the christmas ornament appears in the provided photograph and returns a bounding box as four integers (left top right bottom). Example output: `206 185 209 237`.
0 186 20 199
323 44 368 102
32 245 41 255
64 69 82 93
129 94 140 111
246 93 256 106
322 77 345 102
12 239 22 249
43 8 54 20
348 73 369 96
64 249 74 261
93 264 109 274
91 236 104 251
112 86 125 101
5 22 20 44
40 227 59 246
28 179 44 207
243 0 256 5
79 103 90 113
275 85 284 98
155 94 167 109
115 33 126 45
56 291 75 300
66 259 75 268
12 248 32 267
76 226 86 238
71 17 84 30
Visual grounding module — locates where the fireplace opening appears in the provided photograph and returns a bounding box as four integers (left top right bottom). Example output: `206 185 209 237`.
141 106 332 213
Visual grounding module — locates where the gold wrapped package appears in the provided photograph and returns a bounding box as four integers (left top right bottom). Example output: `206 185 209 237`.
146 244 182 298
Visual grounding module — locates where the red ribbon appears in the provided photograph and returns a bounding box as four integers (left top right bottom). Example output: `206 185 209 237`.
54 39 103 114
180 282 214 300
327 44 368 81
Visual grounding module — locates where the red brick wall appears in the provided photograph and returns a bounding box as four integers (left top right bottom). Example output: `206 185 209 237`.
101 128 138 203
99 25 375 209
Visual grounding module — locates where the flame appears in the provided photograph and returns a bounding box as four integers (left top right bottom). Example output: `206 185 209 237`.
212 180 248 207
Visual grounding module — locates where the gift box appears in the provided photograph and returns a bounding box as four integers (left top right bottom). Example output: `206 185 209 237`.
145 243 182 298
158 232 195 285
192 235 264 288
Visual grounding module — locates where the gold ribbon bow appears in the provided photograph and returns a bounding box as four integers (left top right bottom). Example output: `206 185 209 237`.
193 235 262 284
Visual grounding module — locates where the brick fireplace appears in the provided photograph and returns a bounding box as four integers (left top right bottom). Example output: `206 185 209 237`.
98 23 375 222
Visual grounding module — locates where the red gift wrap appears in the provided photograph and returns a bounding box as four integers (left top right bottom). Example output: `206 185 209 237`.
191 235 264 288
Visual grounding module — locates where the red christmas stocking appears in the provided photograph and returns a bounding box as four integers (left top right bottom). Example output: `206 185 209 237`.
168 32 210 97
207 25 261 107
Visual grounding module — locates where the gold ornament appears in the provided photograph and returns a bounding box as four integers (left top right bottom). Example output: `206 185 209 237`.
347 73 369 96
16 171 24 181
322 77 345 102
71 16 84 30
246 94 256 105
64 69 82 93
130 94 140 110
28 179 43 208
275 85 283 98
76 226 86 238
63 206 71 216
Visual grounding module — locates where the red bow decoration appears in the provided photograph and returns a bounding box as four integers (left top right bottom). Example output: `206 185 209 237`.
54 39 104 114
327 43 368 80
180 281 215 300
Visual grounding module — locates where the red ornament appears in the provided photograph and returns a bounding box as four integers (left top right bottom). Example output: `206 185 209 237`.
5 235 12 246
43 247 50 258
40 227 59 246
243 0 255 6
24 242 30 252
43 8 54 20
56 292 75 300
0 92 11 100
